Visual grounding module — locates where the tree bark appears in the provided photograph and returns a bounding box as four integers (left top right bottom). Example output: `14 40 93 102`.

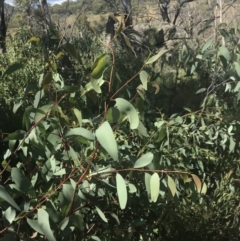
0 0 6 53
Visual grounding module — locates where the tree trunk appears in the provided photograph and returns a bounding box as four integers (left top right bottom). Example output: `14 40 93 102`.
39 0 52 27
0 0 6 53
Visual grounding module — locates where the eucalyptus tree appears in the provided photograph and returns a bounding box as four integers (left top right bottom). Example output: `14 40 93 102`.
0 0 6 53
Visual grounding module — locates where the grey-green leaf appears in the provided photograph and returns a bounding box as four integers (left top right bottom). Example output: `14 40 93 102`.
146 49 168 64
65 127 94 140
116 173 127 209
4 207 16 224
150 173 160 202
96 121 118 161
145 173 151 200
167 176 177 197
95 206 108 223
11 168 33 193
73 108 82 127
0 185 20 211
2 62 24 78
38 209 56 241
139 71 148 90
219 46 231 61
115 98 139 129
134 152 154 168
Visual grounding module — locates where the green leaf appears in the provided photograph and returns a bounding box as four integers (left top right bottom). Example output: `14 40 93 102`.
42 71 53 88
150 173 160 202
146 49 168 64
64 42 80 61
134 152 154 168
38 209 56 241
145 173 151 200
95 206 108 223
91 54 108 79
116 173 127 209
72 108 82 127
191 174 202 193
91 236 101 241
234 62 240 77
139 71 148 90
201 182 207 195
96 121 118 161
219 46 231 61
167 176 176 197
65 127 94 141
137 121 149 137
229 136 236 153
0 185 20 211
13 99 24 114
106 107 120 123
2 62 24 78
201 39 213 53
11 168 33 193
196 88 206 94
4 207 16 224
27 218 43 234
115 98 139 129
4 130 25 142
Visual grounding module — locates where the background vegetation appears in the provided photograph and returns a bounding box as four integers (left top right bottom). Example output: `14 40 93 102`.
1 0 240 240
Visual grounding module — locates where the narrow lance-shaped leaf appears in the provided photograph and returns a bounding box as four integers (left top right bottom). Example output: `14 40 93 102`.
38 209 56 241
139 70 148 90
95 206 108 223
116 173 127 209
73 108 82 127
134 152 154 168
2 62 24 78
150 173 160 202
0 185 20 211
191 174 202 193
146 49 168 64
96 121 118 161
167 176 177 197
145 173 151 200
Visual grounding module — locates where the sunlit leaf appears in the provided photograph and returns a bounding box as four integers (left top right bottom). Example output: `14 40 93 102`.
196 88 206 94
191 174 202 193
134 152 154 168
4 207 16 224
201 182 207 195
96 121 118 161
116 173 127 209
150 173 160 202
146 49 168 64
38 209 56 241
65 127 94 141
95 206 108 223
139 71 148 90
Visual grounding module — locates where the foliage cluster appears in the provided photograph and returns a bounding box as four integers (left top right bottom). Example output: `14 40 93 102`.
2 2 240 241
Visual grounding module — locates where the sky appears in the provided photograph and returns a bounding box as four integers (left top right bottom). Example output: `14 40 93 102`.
5 0 70 6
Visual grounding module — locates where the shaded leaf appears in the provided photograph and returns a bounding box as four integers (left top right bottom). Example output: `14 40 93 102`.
115 98 139 129
0 185 20 211
2 62 24 78
219 46 231 61
234 62 240 77
116 173 127 209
